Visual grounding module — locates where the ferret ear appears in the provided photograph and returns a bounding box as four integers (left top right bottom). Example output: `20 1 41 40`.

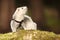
13 8 20 14
12 8 19 18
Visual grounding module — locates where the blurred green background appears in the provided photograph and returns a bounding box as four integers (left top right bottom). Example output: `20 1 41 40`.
0 0 60 34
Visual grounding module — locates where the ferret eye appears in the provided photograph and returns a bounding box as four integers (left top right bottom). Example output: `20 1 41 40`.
18 9 19 11
22 8 23 9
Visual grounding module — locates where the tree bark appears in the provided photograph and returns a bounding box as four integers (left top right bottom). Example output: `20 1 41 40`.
0 0 15 33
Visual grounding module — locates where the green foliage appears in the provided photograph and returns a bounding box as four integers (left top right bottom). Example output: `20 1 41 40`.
44 9 58 26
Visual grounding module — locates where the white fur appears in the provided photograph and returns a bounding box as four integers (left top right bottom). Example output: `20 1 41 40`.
22 15 37 30
10 6 37 32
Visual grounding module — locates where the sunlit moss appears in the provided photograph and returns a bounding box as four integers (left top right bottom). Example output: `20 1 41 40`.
0 30 60 40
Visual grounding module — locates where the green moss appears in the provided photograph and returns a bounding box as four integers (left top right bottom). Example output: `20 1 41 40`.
0 30 60 40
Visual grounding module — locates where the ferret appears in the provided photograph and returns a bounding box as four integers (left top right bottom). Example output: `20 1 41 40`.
10 6 37 32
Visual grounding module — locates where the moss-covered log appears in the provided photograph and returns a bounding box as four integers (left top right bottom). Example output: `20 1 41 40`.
0 30 60 40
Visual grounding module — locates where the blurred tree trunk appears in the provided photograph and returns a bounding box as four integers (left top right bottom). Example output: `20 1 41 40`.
29 0 45 30
0 0 15 33
57 5 60 33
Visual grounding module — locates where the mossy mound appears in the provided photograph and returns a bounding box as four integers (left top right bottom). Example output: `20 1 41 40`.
0 30 60 40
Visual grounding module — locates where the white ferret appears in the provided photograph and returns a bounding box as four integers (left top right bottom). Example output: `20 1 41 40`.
10 6 37 32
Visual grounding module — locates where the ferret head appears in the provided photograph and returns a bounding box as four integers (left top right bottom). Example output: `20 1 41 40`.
13 6 28 21
17 6 27 15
